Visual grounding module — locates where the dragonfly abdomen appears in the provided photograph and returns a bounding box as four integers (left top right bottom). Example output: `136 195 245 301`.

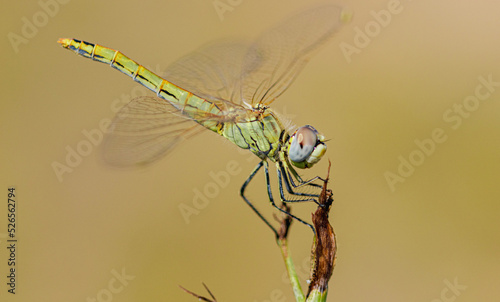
58 38 222 132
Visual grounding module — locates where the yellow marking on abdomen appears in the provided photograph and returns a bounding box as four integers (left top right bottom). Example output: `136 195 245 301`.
58 38 222 132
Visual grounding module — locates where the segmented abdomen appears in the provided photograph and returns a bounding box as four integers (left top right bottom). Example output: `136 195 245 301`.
58 38 222 132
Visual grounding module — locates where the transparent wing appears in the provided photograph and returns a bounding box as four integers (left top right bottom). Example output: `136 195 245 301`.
102 96 206 166
163 40 249 106
162 5 345 107
241 5 345 106
103 5 345 166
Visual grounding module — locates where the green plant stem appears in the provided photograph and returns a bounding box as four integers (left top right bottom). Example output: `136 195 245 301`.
306 289 328 302
278 238 305 302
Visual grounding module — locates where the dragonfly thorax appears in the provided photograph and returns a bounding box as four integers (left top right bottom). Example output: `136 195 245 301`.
220 106 285 161
285 125 327 169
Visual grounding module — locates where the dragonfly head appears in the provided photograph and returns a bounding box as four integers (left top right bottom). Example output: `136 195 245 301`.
287 125 327 169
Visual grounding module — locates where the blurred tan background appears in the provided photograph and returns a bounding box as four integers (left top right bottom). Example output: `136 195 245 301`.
1 0 499 301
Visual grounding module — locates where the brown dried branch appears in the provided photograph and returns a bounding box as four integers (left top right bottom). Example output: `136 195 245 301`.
307 161 336 298
276 203 293 241
179 283 217 302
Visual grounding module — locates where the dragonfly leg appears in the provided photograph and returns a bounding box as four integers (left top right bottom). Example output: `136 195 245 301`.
240 161 278 238
276 162 321 206
278 161 320 199
284 160 324 190
263 161 315 234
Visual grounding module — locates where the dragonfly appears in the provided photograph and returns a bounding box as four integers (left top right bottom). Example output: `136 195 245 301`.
58 5 346 237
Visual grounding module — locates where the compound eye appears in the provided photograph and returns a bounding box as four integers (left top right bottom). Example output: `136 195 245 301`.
288 126 317 163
